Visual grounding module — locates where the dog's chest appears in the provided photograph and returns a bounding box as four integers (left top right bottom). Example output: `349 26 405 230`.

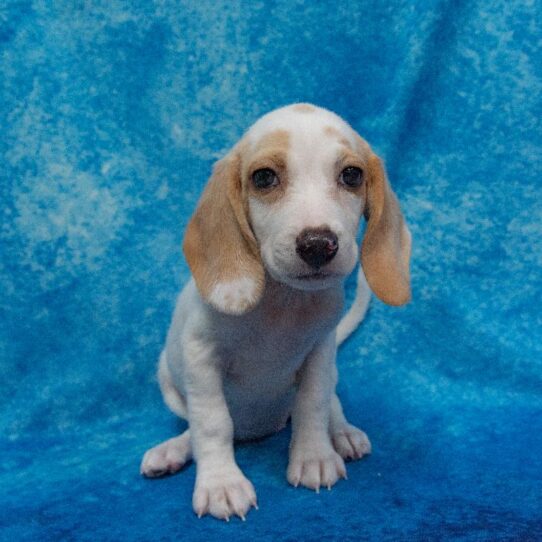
219 287 343 383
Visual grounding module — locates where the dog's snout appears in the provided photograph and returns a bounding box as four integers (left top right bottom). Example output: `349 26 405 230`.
295 228 339 269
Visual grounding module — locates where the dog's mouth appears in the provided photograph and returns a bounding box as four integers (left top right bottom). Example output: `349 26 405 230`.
276 267 345 291
294 270 336 281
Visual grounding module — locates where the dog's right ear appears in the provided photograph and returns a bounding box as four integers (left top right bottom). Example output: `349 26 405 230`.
183 149 265 315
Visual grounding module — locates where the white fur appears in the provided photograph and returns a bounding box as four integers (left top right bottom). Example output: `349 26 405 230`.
247 107 366 292
336 267 372 346
208 277 260 315
141 104 373 521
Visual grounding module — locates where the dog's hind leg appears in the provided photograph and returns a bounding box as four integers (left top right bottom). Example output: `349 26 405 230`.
140 351 192 478
158 350 188 418
329 393 371 461
140 430 192 478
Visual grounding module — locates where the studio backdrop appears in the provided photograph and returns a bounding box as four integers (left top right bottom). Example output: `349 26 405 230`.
1 1 541 540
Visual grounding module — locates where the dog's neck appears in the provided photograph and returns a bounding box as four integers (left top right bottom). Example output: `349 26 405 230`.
260 271 343 310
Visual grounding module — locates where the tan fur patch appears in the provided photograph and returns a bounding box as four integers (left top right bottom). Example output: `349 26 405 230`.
336 147 366 170
323 125 352 149
329 144 368 201
183 149 265 314
245 130 290 204
291 103 316 113
253 129 290 153
360 153 411 306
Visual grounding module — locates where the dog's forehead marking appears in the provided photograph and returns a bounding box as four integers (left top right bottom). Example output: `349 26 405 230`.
323 125 353 149
291 103 317 113
246 104 358 152
252 128 290 154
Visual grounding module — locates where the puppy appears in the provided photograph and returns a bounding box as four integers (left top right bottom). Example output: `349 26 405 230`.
141 103 411 521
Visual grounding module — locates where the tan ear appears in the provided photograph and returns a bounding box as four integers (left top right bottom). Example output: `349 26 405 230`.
361 153 412 306
183 149 265 315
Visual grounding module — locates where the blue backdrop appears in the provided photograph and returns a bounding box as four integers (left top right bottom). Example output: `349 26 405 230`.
1 1 541 540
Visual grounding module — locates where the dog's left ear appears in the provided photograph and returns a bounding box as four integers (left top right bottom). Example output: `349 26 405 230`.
183 148 265 315
361 153 412 306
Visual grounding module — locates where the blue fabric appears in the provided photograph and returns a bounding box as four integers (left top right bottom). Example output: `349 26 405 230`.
2 1 541 540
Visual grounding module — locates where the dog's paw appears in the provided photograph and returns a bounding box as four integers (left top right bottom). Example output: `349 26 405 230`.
332 424 371 461
287 441 346 491
140 432 192 478
193 466 257 521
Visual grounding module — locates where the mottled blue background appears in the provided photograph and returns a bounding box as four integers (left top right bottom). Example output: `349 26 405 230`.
1 1 541 540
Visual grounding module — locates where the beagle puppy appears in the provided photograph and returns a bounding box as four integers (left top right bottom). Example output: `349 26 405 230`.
141 103 411 521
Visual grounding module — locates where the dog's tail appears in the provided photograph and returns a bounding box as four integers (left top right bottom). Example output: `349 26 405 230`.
336 266 371 346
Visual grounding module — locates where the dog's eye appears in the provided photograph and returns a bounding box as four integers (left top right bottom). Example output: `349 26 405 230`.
252 168 279 189
340 166 364 188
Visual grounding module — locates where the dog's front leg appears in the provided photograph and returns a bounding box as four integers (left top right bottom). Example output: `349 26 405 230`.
184 338 257 521
287 332 347 491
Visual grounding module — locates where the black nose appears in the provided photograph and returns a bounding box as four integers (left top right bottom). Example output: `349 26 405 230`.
295 228 339 269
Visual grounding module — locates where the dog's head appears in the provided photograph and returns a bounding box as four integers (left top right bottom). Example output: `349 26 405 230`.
183 103 411 315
